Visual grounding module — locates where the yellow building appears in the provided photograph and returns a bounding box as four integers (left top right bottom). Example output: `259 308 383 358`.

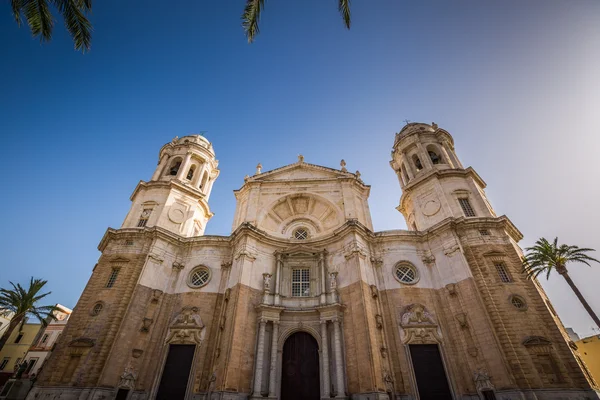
0 322 42 385
577 335 600 385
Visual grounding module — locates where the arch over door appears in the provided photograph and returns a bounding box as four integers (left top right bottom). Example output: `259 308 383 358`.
281 332 320 400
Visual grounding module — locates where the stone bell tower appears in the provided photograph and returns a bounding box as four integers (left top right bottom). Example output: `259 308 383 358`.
390 122 496 231
121 134 220 236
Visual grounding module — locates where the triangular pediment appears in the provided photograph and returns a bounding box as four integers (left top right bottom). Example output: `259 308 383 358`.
250 162 354 182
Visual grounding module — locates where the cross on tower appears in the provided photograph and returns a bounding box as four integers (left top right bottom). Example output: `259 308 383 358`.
403 119 411 125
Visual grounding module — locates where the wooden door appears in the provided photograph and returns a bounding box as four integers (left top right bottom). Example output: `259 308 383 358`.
409 344 453 400
281 332 320 400
156 344 195 400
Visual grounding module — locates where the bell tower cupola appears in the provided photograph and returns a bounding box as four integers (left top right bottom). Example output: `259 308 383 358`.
122 135 220 237
390 122 496 231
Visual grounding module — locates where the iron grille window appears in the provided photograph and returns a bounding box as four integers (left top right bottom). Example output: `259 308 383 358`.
479 229 490 236
92 303 103 316
106 268 120 288
294 228 308 240
292 268 310 297
511 296 526 309
458 198 476 217
0 358 9 370
137 208 152 227
494 262 512 283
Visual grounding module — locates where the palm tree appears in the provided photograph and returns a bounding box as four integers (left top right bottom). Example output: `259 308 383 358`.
522 237 600 328
242 0 351 43
0 277 57 353
9 0 92 52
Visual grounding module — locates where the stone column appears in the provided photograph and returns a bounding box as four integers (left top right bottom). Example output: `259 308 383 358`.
319 252 327 305
176 152 193 180
191 162 204 187
320 320 331 398
416 142 433 169
438 144 455 168
252 318 267 398
274 254 282 306
332 317 345 398
151 154 169 181
268 321 280 398
401 151 416 179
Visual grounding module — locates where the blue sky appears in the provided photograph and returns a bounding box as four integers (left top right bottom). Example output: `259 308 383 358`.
1 0 599 337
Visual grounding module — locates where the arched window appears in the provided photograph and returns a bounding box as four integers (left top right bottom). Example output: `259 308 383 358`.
426 145 444 165
186 165 196 180
412 154 423 171
428 150 440 164
167 158 182 176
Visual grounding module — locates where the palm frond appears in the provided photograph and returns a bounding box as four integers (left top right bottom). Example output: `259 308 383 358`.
338 0 351 29
522 237 599 281
23 0 54 42
11 0 23 24
51 0 92 51
242 0 264 43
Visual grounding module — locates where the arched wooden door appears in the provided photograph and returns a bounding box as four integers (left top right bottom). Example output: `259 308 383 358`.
281 332 320 400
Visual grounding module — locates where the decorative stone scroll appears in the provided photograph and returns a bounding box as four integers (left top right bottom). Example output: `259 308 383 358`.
165 306 205 344
399 304 441 344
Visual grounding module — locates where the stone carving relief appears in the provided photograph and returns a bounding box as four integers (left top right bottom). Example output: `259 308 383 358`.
399 304 441 344
118 366 137 390
421 199 441 216
473 369 494 391
375 314 383 329
165 306 205 344
329 271 338 291
132 349 143 358
234 244 258 261
443 243 461 257
151 289 163 304
420 250 436 265
172 262 185 271
343 240 367 259
455 312 468 329
140 318 153 333
445 283 457 296
370 284 379 298
262 273 272 292
168 204 187 224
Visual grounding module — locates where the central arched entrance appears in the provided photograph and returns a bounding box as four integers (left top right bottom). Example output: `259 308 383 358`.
281 332 320 400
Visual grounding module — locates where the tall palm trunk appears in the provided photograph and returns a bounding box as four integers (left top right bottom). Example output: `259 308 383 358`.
0 315 23 352
559 270 600 329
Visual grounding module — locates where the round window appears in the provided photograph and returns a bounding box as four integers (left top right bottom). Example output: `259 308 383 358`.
510 295 527 311
294 228 309 240
394 263 418 285
188 267 211 288
91 302 103 316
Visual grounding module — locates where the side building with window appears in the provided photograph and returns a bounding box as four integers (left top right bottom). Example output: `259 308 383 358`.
0 322 41 387
30 127 598 400
18 304 72 380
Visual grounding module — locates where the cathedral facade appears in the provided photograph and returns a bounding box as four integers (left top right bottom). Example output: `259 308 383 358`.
29 123 598 400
